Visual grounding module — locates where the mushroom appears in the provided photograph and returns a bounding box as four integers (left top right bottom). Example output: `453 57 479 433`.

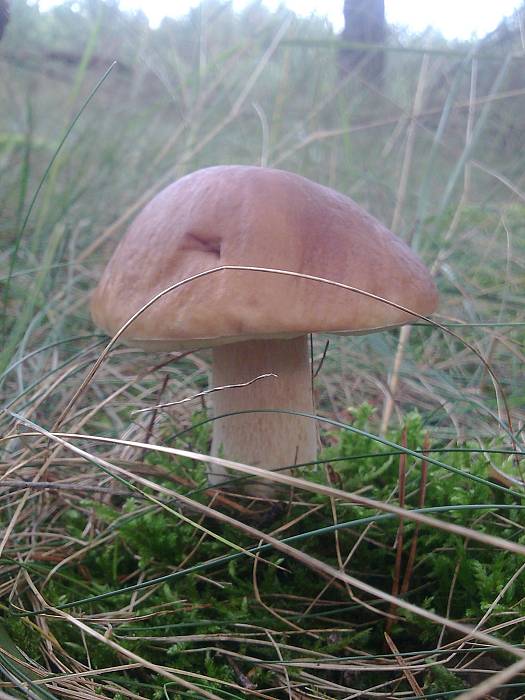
91 166 438 497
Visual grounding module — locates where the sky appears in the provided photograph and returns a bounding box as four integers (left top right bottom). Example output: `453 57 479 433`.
114 0 523 39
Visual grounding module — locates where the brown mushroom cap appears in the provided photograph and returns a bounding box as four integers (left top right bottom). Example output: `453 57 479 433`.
91 166 438 350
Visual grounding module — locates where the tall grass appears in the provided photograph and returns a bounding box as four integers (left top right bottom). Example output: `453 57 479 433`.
1 1 524 698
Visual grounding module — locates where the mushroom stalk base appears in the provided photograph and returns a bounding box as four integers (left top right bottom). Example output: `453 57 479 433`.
210 336 318 498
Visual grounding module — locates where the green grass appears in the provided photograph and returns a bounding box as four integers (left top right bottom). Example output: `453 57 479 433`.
1 0 525 698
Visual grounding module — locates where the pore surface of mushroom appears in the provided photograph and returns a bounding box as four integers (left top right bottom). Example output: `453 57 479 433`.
91 166 438 497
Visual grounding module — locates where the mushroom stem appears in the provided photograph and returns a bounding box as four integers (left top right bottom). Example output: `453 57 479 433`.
209 336 318 497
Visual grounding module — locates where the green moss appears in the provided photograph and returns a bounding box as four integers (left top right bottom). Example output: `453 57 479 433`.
424 663 467 695
0 615 43 664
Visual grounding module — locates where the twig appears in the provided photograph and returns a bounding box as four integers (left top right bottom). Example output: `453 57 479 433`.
141 373 169 458
400 433 429 595
313 340 330 379
386 428 407 636
384 632 424 696
133 373 277 414
380 53 430 436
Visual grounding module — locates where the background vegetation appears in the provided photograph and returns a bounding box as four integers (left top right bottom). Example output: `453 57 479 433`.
0 1 524 698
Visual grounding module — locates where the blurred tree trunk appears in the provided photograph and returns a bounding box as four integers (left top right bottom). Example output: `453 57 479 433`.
339 0 386 85
0 0 8 41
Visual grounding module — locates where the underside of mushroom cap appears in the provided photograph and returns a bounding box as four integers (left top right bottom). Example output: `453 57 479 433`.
91 166 438 350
